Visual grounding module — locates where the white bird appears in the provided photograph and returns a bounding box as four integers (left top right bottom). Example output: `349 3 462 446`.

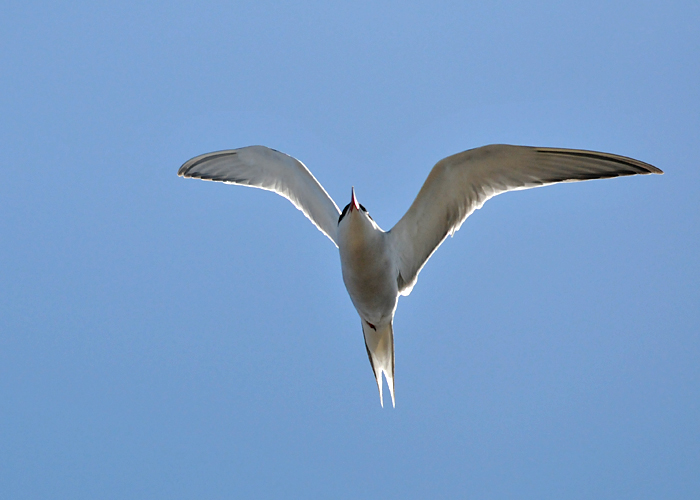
178 144 662 407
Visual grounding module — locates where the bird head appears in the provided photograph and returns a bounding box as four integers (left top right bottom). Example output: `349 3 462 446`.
338 187 374 226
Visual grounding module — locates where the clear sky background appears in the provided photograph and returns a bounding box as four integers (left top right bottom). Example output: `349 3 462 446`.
1 1 698 498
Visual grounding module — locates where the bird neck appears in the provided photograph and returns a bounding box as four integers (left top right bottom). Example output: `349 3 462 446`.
339 212 382 251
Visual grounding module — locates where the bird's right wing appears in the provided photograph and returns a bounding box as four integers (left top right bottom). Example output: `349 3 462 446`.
389 144 662 295
179 146 341 246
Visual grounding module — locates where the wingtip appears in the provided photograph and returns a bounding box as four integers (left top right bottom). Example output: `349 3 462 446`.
641 162 663 175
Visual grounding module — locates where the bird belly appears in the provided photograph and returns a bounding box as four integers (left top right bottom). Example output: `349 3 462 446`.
340 246 398 325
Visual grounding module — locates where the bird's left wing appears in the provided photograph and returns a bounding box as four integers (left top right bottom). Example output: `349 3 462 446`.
179 146 341 246
389 144 662 295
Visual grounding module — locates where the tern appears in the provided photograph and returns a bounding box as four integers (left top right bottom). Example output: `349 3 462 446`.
178 144 662 407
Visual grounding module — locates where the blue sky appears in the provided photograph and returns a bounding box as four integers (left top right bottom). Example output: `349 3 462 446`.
1 1 698 498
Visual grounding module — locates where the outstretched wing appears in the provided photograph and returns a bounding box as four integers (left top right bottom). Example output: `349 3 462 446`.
389 144 663 295
179 146 341 246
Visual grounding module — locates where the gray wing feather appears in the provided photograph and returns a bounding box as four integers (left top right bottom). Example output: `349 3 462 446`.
390 144 662 295
179 146 341 246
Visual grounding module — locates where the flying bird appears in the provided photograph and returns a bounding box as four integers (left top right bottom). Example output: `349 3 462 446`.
178 144 662 407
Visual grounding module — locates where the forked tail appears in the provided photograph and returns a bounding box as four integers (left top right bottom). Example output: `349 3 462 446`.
361 320 395 407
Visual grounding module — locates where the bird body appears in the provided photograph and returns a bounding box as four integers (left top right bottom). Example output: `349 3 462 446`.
337 191 399 406
337 193 396 326
178 144 662 407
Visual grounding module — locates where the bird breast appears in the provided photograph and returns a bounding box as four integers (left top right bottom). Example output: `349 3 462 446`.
338 219 398 324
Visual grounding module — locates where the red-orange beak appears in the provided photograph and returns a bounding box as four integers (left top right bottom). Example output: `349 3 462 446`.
350 187 359 212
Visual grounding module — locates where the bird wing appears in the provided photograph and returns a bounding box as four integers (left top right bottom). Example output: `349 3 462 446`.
389 144 663 295
179 146 341 246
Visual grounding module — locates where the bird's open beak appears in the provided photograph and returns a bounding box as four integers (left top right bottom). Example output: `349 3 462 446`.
350 187 359 212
